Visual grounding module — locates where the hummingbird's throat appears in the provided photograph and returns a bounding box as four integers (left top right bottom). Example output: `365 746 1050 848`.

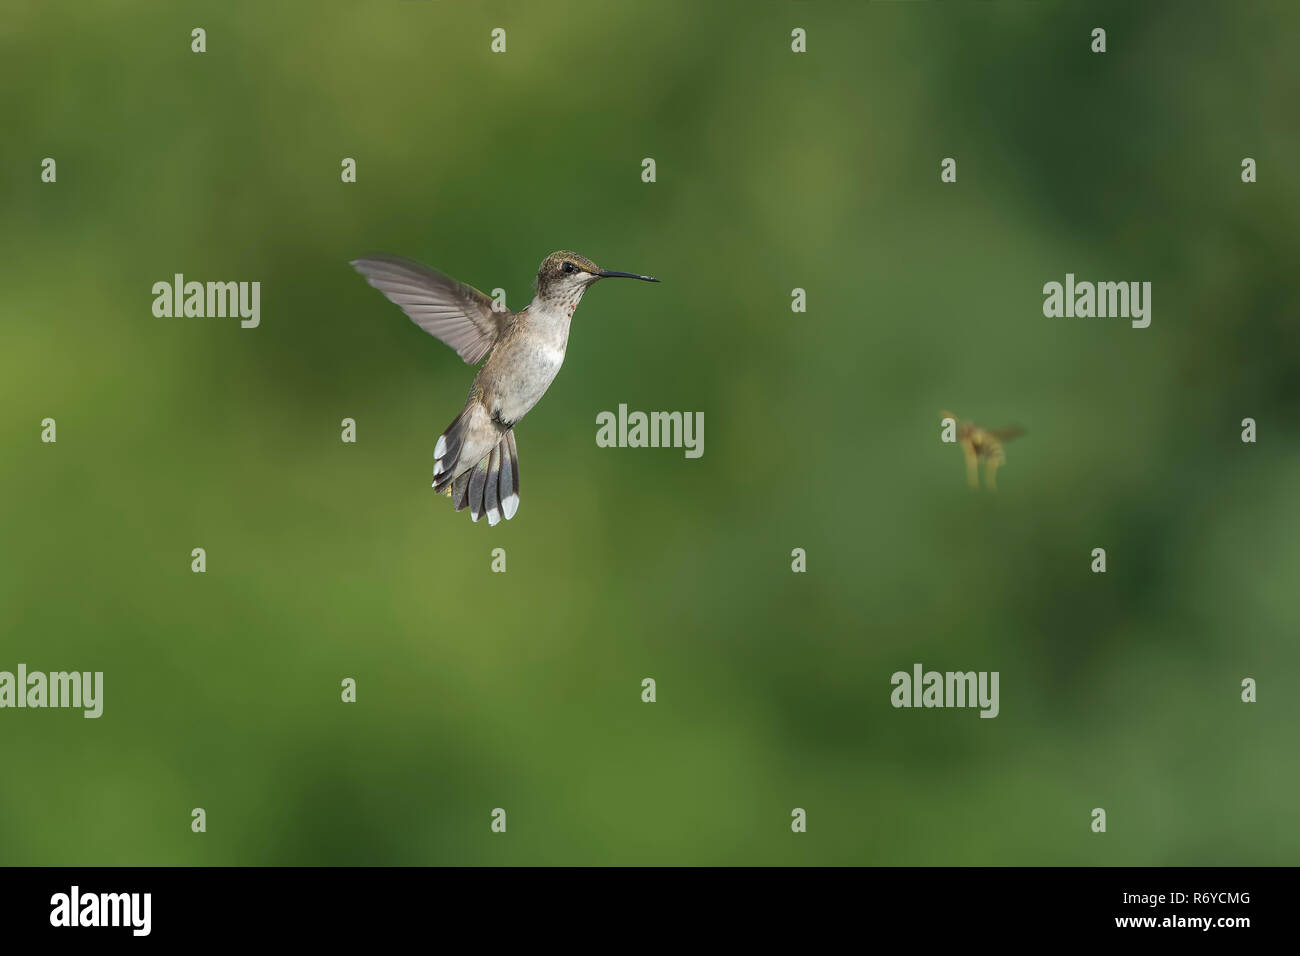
553 283 587 316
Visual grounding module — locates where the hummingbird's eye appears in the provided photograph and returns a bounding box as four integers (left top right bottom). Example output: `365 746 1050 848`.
561 261 576 274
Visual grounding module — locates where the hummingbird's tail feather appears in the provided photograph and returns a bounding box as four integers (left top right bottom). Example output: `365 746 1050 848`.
432 407 469 494
434 411 519 525
467 456 489 522
460 436 518 525
500 430 519 521
433 403 495 495
466 433 519 524
450 469 471 512
483 445 503 525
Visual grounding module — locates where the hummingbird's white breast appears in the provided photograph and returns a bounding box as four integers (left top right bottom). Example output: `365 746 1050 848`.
480 298 573 426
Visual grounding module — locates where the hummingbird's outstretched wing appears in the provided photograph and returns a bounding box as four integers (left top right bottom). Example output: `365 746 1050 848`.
350 256 507 365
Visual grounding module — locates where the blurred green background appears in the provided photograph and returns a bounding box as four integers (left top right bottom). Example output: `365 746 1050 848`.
2 0 1298 865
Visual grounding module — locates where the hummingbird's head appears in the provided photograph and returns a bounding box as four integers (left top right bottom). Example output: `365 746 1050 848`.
536 251 659 313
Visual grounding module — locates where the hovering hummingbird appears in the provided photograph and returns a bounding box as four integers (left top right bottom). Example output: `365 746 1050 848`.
351 251 659 524
940 410 1025 491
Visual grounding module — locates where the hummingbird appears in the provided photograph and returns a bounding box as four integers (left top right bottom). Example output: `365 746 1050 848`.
351 251 659 524
940 410 1025 491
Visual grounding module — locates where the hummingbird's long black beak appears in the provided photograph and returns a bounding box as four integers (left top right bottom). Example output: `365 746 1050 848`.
598 270 660 282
